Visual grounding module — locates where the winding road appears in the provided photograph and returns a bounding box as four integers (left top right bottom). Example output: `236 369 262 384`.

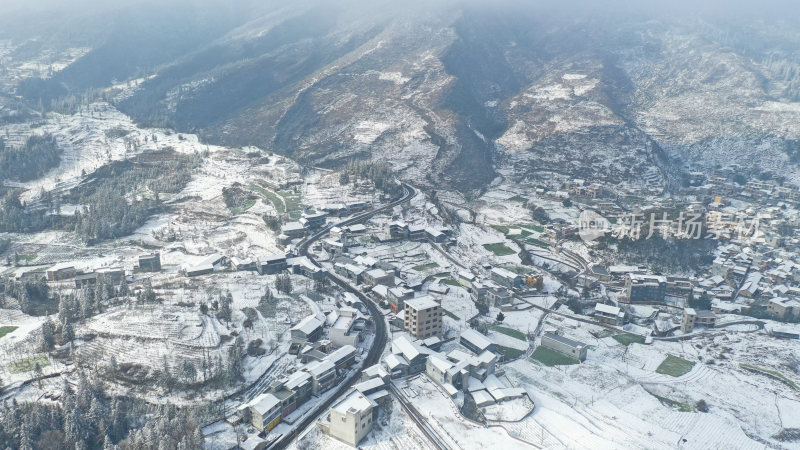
268 183 417 449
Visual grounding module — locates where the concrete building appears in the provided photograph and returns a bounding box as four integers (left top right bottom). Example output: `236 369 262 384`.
485 285 512 307
290 314 324 343
387 286 415 311
460 329 495 354
329 308 365 348
681 308 717 333
327 344 357 371
624 274 667 303
257 254 287 275
46 264 76 281
284 371 313 407
541 333 587 362
307 360 336 395
362 268 394 287
248 393 282 432
594 303 625 326
321 391 376 446
490 267 525 290
767 297 800 320
138 253 161 272
404 296 443 339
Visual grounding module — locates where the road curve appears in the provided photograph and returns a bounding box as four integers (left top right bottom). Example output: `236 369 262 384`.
269 183 417 449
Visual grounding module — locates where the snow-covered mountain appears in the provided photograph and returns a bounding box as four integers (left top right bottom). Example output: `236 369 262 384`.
7 1 800 193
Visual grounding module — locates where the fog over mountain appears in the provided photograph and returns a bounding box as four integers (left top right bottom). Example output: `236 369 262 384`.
2 3 800 450
3 0 800 195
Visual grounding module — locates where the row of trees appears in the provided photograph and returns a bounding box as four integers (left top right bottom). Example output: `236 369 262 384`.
0 189 52 233
69 154 197 241
155 337 245 391
343 160 400 194
0 151 198 241
0 371 210 449
0 133 62 182
0 277 50 314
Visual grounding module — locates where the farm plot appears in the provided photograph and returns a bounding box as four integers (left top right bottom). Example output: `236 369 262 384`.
656 355 696 377
530 346 579 367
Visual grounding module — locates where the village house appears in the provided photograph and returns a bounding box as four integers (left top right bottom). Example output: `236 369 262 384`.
137 253 161 272
319 390 375 446
490 267 525 290
247 393 282 432
257 253 287 275
593 303 625 326
681 308 717 333
767 297 800 320
460 329 496 354
290 314 324 343
541 333 588 362
46 263 76 281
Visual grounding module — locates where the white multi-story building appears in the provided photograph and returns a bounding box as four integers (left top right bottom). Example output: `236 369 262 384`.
325 391 376 446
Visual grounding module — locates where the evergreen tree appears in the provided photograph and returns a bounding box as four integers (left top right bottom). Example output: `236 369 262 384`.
218 292 232 322
181 361 197 385
63 322 75 344
41 319 56 351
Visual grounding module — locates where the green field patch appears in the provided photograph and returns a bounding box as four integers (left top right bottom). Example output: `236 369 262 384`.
442 278 462 287
231 199 256 214
647 392 695 412
508 195 528 204
483 243 516 256
249 183 286 213
520 224 545 233
530 346 579 366
15 254 38 263
442 309 460 321
740 363 800 391
412 262 440 272
525 238 550 248
498 264 531 275
0 326 18 339
656 354 696 377
9 354 50 374
612 333 645 346
278 190 303 219
489 325 527 341
496 345 525 360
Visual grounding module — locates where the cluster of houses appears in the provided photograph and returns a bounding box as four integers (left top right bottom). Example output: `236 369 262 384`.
453 267 544 309
278 205 371 247
289 304 369 354
43 263 125 289
380 333 525 407
238 343 359 434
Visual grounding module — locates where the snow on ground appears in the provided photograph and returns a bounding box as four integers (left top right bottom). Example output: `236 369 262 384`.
378 71 410 85
501 323 799 450
291 393 437 450
4 102 235 204
301 169 381 211
398 375 534 449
